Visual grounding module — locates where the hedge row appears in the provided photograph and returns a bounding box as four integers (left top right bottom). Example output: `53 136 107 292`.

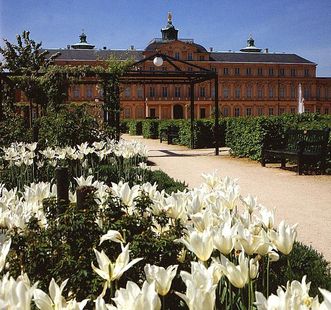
123 118 226 148
122 114 331 160
225 113 331 161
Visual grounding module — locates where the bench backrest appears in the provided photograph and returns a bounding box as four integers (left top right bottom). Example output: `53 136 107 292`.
286 129 330 153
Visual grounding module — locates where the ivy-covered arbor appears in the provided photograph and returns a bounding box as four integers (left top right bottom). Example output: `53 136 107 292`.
121 52 220 155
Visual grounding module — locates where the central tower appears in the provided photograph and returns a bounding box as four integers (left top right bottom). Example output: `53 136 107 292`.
161 12 178 41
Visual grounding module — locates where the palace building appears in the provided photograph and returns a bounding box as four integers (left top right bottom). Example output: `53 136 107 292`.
45 14 331 119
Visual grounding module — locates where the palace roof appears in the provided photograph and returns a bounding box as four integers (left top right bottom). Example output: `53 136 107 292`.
45 48 314 65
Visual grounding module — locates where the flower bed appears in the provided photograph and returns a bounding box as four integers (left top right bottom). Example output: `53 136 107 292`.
0 169 330 308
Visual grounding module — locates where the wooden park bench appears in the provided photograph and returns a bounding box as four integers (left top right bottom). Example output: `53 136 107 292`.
261 128 330 175
160 126 180 144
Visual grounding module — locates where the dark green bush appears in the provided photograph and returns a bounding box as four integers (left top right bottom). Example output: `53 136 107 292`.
226 113 331 161
145 169 187 194
142 119 159 139
265 241 331 298
37 104 100 147
0 113 31 146
127 120 143 135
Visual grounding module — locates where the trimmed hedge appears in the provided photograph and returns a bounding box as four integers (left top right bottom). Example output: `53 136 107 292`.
226 113 331 161
142 119 159 139
127 120 143 135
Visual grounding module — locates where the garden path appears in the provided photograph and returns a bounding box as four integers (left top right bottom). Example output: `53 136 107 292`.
124 134 331 262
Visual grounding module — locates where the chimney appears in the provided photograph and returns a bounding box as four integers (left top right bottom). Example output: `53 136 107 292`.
265 48 269 53
130 45 135 50
67 45 70 49
209 47 213 52
103 46 107 50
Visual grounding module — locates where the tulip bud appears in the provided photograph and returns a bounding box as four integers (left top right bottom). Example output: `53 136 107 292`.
268 250 279 262
249 258 259 279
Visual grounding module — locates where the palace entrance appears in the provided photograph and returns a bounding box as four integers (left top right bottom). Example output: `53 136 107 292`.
173 104 184 119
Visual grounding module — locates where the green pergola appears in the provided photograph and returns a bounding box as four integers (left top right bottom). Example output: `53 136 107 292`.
121 52 220 155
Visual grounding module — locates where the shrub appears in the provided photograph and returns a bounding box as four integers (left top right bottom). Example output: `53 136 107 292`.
226 113 331 161
142 119 159 139
37 104 100 147
127 120 143 135
265 241 331 298
0 113 31 146
145 169 187 194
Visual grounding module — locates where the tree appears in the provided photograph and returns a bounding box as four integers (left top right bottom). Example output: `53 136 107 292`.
0 31 59 125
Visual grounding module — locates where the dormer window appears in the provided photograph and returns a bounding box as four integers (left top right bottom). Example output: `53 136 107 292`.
199 55 205 61
188 53 193 60
175 52 180 60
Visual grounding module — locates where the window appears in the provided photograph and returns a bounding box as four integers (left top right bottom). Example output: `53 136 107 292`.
246 108 252 116
149 108 156 118
279 108 285 114
175 52 180 60
149 66 155 71
200 108 206 118
325 108 329 115
211 87 215 98
290 107 296 114
291 69 296 77
257 68 263 76
187 53 193 60
123 107 131 118
175 87 181 98
137 87 143 99
304 87 310 99
304 69 309 77
199 87 206 97
268 108 274 115
269 68 274 76
86 85 93 98
187 86 191 97
223 107 229 116
211 67 216 72
235 87 241 99
149 87 155 97
305 108 310 113
246 68 252 76
124 87 131 98
269 87 274 98
279 86 285 98
188 67 193 72
199 55 205 61
317 87 321 99
73 85 80 98
258 87 263 98
291 85 296 99
136 107 144 118
316 107 321 114
162 66 167 71
162 87 168 98
223 87 229 98
246 86 252 98
223 68 229 75
234 107 240 117
257 107 263 116
279 68 285 76
235 68 240 75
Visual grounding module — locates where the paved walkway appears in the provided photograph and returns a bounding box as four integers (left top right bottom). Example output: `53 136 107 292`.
124 134 331 261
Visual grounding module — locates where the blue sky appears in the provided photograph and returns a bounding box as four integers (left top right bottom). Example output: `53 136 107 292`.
1 0 330 76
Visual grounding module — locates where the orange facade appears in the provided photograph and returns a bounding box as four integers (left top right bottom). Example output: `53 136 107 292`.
45 17 331 119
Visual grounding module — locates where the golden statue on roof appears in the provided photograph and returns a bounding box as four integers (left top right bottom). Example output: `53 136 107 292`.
168 12 172 22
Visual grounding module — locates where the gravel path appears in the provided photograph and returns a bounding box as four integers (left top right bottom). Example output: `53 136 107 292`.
124 134 331 262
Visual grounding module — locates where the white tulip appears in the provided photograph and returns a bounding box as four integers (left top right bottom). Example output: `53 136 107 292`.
269 221 297 255
144 264 178 296
177 228 214 262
